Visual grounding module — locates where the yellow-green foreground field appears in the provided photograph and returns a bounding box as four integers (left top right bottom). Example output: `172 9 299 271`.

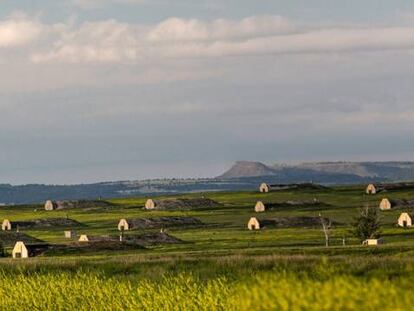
2 256 414 310
1 185 414 310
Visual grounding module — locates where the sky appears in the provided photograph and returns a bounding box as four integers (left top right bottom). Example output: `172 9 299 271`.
1 1 414 184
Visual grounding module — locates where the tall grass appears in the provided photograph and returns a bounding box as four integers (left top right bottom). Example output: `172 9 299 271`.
0 269 413 310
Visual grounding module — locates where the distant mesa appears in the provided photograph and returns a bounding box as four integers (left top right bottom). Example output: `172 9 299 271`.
218 161 414 181
218 161 278 179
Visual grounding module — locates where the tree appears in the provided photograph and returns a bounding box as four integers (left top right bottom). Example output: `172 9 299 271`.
319 213 331 247
352 205 381 242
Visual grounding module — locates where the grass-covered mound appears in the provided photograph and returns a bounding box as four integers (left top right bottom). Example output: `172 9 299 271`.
258 216 332 228
147 198 220 210
125 232 183 246
56 200 113 210
10 218 82 229
0 232 44 247
123 217 204 229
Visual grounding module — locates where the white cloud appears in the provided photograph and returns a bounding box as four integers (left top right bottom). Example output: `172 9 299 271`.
147 15 294 41
31 20 144 63
22 15 414 65
0 15 43 47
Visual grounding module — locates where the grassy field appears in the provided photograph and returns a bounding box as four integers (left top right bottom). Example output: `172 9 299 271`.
1 184 414 310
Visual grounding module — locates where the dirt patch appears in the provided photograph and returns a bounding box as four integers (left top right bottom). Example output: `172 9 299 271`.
125 217 203 230
259 216 332 228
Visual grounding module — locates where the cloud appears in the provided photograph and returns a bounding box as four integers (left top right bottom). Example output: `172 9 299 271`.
147 15 294 41
31 20 144 63
22 15 414 65
0 14 43 47
2 11 414 183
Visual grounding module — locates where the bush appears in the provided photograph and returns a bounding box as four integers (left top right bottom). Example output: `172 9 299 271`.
352 206 381 242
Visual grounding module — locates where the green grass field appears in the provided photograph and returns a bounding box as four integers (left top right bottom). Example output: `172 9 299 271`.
1 184 414 310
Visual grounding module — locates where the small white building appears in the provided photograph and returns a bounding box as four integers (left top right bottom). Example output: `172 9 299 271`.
247 217 260 230
118 219 130 231
259 183 270 193
44 200 57 211
379 198 393 210
1 219 11 231
362 239 383 246
78 234 89 242
145 199 156 210
255 201 266 213
64 230 76 239
12 241 29 258
366 184 377 195
398 213 413 228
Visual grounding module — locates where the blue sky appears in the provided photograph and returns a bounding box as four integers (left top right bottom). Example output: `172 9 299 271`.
2 0 414 23
1 1 414 184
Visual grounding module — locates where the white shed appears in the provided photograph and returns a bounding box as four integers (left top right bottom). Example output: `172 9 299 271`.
379 198 393 210
118 219 130 231
398 213 413 228
78 234 89 242
64 230 76 239
362 239 383 246
255 201 266 213
44 200 57 211
145 199 156 210
1 219 11 231
366 184 377 195
247 217 260 230
259 183 270 193
12 241 29 258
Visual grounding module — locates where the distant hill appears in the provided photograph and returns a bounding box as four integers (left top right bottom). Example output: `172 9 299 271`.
218 161 278 179
294 161 414 180
1 161 413 205
218 161 414 181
